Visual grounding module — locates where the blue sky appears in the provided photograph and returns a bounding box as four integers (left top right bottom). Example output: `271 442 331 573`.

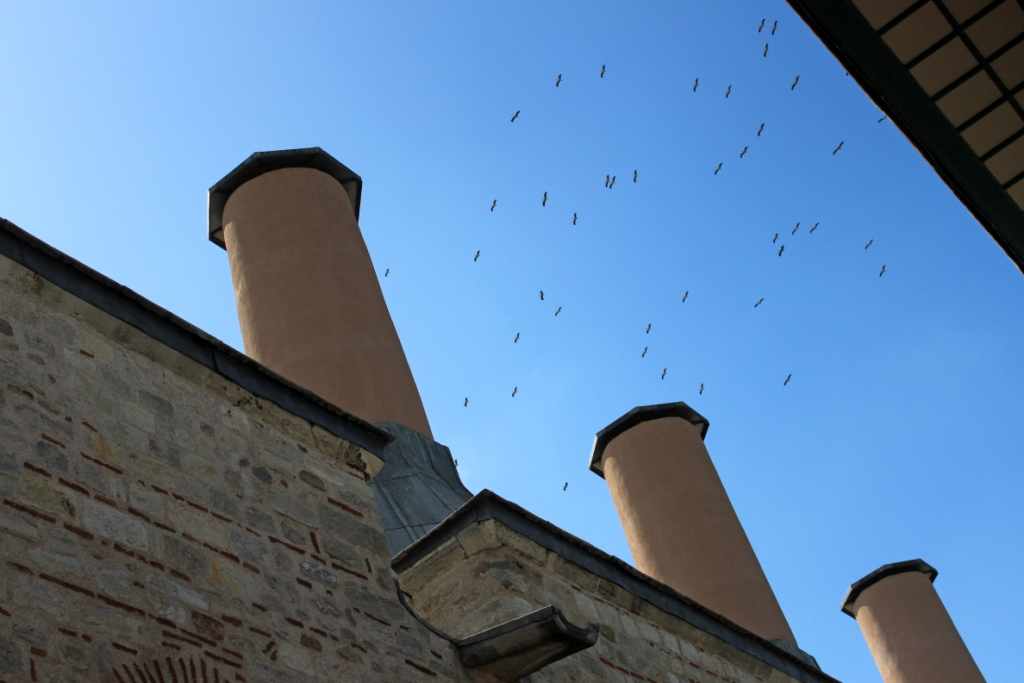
2 2 1022 681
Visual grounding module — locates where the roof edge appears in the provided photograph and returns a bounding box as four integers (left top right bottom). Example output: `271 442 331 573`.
841 559 938 617
589 401 709 477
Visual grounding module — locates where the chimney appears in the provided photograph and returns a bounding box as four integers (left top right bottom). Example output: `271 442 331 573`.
590 402 797 647
208 148 432 438
841 560 986 683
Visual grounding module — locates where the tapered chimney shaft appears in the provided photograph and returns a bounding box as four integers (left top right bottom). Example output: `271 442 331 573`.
842 560 986 683
590 403 796 645
209 148 432 438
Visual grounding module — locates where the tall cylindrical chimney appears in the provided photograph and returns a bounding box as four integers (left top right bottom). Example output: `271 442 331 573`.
208 148 432 438
841 560 986 683
590 402 796 645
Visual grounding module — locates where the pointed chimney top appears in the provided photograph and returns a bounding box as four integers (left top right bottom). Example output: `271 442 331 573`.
841 559 938 616
589 401 709 478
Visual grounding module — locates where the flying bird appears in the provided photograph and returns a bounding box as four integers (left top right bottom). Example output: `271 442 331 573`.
682 291 689 302
384 269 389 277
512 387 518 397
699 383 704 395
539 290 545 300
792 222 800 235
879 265 886 277
573 213 578 225
542 191 548 206
563 482 568 491
556 74 562 87
740 146 749 158
773 233 779 244
725 85 732 98
511 110 520 122
474 250 480 261
605 175 610 187
758 18 765 32
641 347 648 358
791 75 800 90
810 222 819 234
764 44 769 57
464 398 469 407
646 324 651 334
600 65 606 78
878 114 888 123
455 460 458 467
755 297 764 308
772 20 778 34
555 306 562 316
514 333 520 343
714 163 723 175
609 176 616 188
491 199 497 211
661 368 667 379
784 374 791 386
833 141 844 154
693 78 699 92
865 239 873 249
778 245 785 256
633 170 638 182
757 123 765 136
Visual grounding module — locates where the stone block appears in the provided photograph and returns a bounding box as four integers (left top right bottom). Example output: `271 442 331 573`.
0 509 40 541
319 505 387 557
270 490 318 528
82 497 148 550
147 572 209 610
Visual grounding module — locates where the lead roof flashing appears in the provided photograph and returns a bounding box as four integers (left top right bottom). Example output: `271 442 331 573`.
208 147 363 249
841 559 938 617
0 217 392 456
393 489 839 683
589 401 710 478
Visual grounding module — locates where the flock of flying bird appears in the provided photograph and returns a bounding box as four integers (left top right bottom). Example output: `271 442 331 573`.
439 18 890 489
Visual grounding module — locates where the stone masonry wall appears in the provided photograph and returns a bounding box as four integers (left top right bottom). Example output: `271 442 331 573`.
399 518 801 683
0 251 469 683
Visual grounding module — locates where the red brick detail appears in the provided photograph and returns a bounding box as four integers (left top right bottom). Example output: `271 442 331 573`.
41 434 66 449
154 522 176 533
162 631 204 648
327 498 364 517
309 532 320 554
268 536 305 555
58 478 91 496
187 502 209 513
241 562 260 574
81 420 98 432
80 451 123 474
284 617 304 629
3 499 56 524
79 349 95 358
126 507 150 522
58 628 78 638
364 612 391 627
331 563 368 580
29 647 46 657
94 494 119 508
38 573 95 598
98 594 147 616
405 659 437 677
204 651 241 669
64 522 94 540
220 615 242 627
169 570 192 582
248 627 271 637
210 512 232 523
23 463 51 478
296 578 312 589
112 642 138 655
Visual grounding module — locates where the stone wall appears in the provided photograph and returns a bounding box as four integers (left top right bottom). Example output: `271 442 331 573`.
0 250 467 683
399 517 805 683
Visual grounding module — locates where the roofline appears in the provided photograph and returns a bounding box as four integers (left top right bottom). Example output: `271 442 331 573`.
207 147 363 249
589 401 709 478
841 559 938 617
0 217 392 456
783 0 1024 275
393 489 839 683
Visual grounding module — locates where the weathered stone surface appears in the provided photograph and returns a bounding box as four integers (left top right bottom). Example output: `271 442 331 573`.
270 490 319 528
81 497 148 550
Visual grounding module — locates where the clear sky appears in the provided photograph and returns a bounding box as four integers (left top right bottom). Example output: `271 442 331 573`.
1 2 1022 681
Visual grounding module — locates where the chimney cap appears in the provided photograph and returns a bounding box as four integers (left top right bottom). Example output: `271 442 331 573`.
208 147 363 249
841 559 938 617
589 401 709 478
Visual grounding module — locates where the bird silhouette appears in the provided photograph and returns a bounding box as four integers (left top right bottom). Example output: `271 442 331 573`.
474 250 480 261
693 78 699 92
810 222 819 234
573 213 578 225
556 74 562 87
563 482 568 491
539 291 545 300
879 265 886 277
633 170 638 182
764 44 769 57
511 110 520 122
791 75 800 89
609 176 616 188
772 20 778 34
514 333 520 343
759 18 765 32
833 141 844 154
600 65 606 78
455 459 458 467
661 368 667 379
605 175 610 187
778 245 785 256
385 269 389 277
555 306 562 316
725 85 732 98
784 374 791 386
740 146 749 158
512 387 518 397
646 324 651 334
878 114 888 123
682 291 689 302
755 297 764 308
699 383 704 395
865 239 873 249
641 347 648 358
773 233 779 243
792 222 800 235
542 191 548 206
491 199 497 211
464 398 469 407
758 123 765 136
714 163 723 175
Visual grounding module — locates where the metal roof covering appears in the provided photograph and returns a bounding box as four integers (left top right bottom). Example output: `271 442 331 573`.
786 0 1024 273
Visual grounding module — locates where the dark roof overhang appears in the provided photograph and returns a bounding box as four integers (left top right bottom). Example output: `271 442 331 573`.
588 401 709 478
841 558 938 617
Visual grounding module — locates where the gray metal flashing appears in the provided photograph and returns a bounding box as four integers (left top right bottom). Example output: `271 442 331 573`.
589 401 710 478
841 559 938 617
207 147 363 249
784 0 1024 274
0 217 392 456
393 490 840 683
